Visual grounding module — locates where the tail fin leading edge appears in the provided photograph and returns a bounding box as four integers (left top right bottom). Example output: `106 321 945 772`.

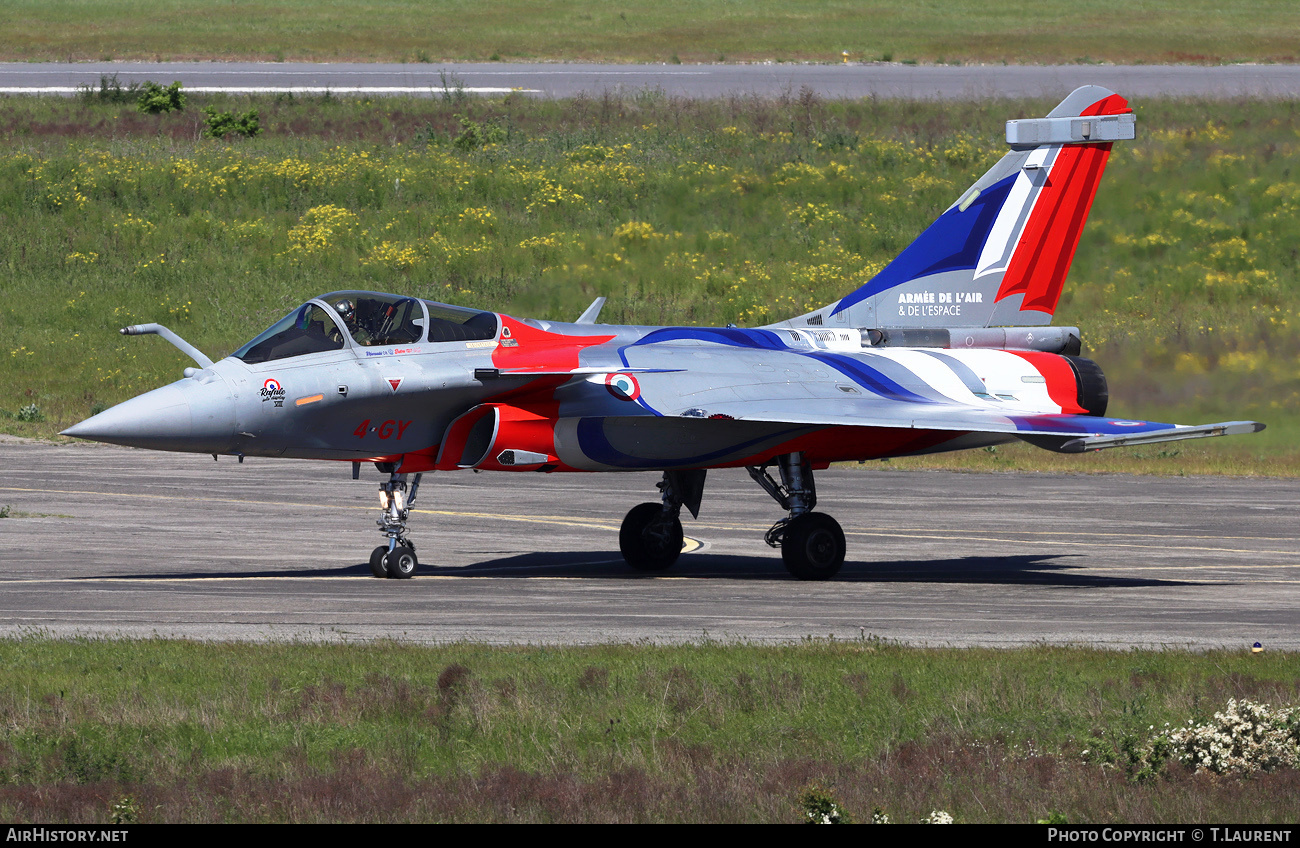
772 86 1134 332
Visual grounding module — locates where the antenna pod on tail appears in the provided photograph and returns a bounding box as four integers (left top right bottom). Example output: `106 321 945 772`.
772 86 1135 332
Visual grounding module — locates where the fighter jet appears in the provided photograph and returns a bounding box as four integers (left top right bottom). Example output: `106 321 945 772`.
63 86 1263 580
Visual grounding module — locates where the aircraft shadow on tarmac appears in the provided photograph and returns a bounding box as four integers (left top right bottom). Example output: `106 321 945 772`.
424 551 1197 588
101 551 1198 588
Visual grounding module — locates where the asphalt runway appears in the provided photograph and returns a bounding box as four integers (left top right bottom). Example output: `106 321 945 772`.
1 61 1298 99
1 439 1296 648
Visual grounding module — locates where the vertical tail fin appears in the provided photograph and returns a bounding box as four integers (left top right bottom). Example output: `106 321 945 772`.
772 86 1134 331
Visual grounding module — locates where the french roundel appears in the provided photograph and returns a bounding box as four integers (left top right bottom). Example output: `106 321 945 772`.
604 372 641 401
263 378 282 392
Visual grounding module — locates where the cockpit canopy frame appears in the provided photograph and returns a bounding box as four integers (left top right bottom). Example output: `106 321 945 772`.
233 291 498 365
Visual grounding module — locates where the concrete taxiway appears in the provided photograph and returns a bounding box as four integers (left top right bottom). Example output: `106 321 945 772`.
1 440 1296 648
2 62 1299 100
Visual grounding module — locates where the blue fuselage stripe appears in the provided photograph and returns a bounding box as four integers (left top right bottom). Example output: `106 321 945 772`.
574 418 809 468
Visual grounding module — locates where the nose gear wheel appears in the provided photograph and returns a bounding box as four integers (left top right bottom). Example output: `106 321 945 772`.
385 545 418 579
369 546 389 578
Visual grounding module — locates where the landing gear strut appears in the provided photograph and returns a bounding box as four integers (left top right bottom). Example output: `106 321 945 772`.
619 470 704 572
748 452 845 580
370 471 423 578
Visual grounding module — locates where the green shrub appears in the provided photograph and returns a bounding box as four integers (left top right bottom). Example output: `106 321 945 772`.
452 114 506 150
201 107 261 139
439 70 468 104
799 784 850 823
16 403 44 423
109 797 139 825
80 74 139 104
136 81 185 114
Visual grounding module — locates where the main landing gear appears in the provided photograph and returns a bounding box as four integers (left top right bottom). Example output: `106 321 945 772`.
619 469 704 572
616 453 847 580
369 470 423 579
748 453 846 580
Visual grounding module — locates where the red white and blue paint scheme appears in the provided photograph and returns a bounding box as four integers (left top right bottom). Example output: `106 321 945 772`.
64 87 1263 580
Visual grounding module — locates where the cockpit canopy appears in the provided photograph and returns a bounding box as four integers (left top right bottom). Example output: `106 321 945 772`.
233 291 498 364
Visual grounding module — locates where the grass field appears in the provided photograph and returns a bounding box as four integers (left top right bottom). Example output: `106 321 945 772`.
0 89 1294 474
0 637 1296 823
0 0 1297 65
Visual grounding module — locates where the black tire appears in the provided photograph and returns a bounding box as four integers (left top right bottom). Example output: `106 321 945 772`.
385 545 418 579
369 546 390 578
619 502 683 572
781 513 845 580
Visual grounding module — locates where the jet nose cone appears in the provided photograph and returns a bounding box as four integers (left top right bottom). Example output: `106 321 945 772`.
62 385 192 445
62 378 236 453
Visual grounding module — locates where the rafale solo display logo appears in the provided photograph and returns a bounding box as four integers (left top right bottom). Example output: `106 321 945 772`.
260 378 286 407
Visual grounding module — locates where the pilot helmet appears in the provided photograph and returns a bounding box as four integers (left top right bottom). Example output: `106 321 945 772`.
334 299 356 322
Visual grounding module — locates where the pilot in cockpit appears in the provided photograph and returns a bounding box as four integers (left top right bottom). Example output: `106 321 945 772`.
331 298 374 346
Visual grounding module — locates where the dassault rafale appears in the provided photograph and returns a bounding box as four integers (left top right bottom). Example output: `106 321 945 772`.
63 87 1263 580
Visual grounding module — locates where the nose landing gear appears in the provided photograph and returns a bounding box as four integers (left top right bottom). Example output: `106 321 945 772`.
370 471 423 578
